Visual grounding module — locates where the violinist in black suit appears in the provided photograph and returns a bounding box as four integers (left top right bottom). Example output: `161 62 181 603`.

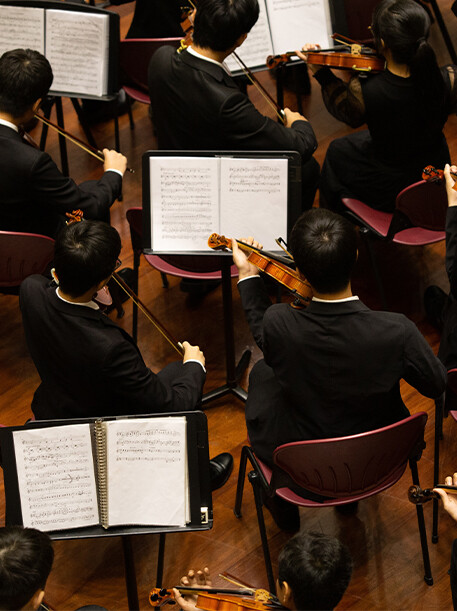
0 49 126 237
148 0 320 214
232 209 446 472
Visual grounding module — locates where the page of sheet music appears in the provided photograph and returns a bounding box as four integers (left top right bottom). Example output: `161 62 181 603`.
150 157 220 251
219 157 288 251
0 6 44 56
45 10 109 97
13 425 99 532
225 0 273 72
106 417 188 527
265 0 332 52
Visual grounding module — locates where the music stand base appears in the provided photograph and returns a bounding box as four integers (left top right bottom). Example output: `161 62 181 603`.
202 349 251 406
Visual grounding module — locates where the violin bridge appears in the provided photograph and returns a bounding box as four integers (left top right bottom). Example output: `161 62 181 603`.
350 43 362 56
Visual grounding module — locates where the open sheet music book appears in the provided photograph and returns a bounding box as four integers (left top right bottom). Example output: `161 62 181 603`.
225 0 332 73
12 417 189 533
147 155 289 253
0 4 110 97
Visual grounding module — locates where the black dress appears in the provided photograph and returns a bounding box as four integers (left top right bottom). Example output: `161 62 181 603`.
315 65 457 212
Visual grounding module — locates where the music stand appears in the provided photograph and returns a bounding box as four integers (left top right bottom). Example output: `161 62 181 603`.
142 150 302 407
0 411 212 610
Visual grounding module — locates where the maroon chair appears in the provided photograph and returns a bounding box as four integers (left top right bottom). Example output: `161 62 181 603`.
125 207 238 343
433 368 457 542
0 231 55 295
119 38 182 129
234 413 432 591
342 179 447 307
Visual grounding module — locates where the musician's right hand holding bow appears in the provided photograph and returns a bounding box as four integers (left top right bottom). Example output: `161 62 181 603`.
103 148 128 175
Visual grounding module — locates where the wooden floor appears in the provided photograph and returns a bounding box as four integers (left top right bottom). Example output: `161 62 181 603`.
2 2 457 609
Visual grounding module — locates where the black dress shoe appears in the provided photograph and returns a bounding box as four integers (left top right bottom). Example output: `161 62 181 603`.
210 452 233 491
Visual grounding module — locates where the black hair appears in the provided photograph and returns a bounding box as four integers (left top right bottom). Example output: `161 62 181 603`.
278 532 352 611
192 0 259 52
371 0 448 119
0 526 54 610
0 49 53 118
288 209 357 295
54 221 121 297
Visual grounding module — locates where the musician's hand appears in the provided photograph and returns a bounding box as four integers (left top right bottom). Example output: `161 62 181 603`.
296 44 321 73
182 341 205 368
444 164 457 208
232 237 261 280
103 148 128 175
434 473 457 522
172 568 212 611
283 108 308 126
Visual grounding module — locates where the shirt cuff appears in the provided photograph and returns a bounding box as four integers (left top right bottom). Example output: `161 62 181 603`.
184 359 206 373
237 275 261 284
106 168 124 178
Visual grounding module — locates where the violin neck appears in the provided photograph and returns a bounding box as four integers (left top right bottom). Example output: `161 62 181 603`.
235 240 295 268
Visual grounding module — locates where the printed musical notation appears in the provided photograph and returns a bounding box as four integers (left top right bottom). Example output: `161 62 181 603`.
0 6 44 56
13 424 99 532
105 418 188 527
148 156 288 252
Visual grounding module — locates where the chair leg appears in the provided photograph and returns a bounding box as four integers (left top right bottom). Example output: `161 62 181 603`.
249 470 276 594
160 272 169 289
126 95 134 130
410 459 433 585
234 446 249 518
433 393 444 543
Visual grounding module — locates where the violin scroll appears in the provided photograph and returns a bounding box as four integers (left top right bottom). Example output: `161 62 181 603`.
422 165 457 191
408 485 438 505
207 233 231 251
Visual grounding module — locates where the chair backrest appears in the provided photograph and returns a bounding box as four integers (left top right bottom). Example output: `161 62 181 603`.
120 38 182 94
394 179 447 232
273 412 427 498
0 231 55 287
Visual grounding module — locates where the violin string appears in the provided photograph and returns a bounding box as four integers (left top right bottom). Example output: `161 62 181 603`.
111 273 184 356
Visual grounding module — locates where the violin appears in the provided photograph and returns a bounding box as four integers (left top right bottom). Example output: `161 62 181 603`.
408 484 457 504
149 586 284 610
267 34 384 73
422 165 457 191
207 233 312 308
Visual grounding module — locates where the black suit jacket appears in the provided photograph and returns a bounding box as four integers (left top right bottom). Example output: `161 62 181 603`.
0 125 122 237
148 47 317 156
439 206 457 368
20 275 206 420
239 277 446 465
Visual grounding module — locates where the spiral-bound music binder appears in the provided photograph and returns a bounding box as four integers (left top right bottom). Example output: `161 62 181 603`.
0 411 212 537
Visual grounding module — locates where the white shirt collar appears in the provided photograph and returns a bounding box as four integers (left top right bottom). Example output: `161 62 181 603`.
312 295 359 303
0 118 19 132
56 287 99 310
187 46 231 74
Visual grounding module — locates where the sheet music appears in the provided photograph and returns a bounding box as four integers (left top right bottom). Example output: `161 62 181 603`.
150 157 219 251
13 425 99 532
265 0 332 52
0 6 44 56
225 0 273 72
219 157 288 250
45 10 109 97
106 417 188 527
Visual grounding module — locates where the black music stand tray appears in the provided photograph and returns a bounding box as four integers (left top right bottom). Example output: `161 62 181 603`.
0 411 212 610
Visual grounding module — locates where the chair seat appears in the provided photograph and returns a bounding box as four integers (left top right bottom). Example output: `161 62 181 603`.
342 198 445 244
144 254 238 280
122 85 150 105
254 455 407 507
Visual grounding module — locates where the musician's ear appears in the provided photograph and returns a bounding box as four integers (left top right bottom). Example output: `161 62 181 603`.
235 33 248 48
32 98 42 113
27 588 45 610
276 579 294 608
